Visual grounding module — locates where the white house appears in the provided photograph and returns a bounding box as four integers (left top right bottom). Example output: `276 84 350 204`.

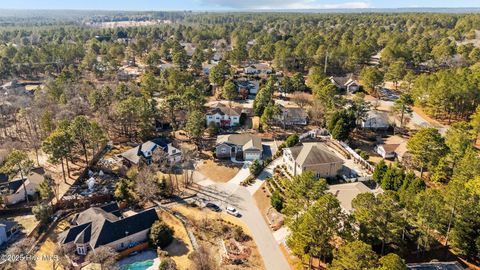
180 42 195 57
276 105 308 126
206 103 241 127
0 167 45 205
375 144 399 159
120 138 182 166
330 76 360 93
361 111 390 130
216 134 263 161
235 80 260 96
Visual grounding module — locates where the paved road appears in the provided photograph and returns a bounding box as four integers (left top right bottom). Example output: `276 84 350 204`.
192 158 291 270
206 182 291 270
367 97 449 135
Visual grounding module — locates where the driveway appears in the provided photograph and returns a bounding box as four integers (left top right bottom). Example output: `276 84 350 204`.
227 162 251 185
245 157 284 195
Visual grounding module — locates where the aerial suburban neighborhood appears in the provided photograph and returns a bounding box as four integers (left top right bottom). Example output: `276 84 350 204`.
0 3 479 270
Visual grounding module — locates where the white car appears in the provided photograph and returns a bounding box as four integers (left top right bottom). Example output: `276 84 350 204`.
226 206 240 217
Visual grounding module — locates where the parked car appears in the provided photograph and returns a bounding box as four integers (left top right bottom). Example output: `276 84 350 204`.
226 206 240 217
206 202 221 212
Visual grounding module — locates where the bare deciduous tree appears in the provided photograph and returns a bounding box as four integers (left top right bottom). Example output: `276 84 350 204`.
188 244 218 270
86 246 119 270
291 91 312 109
134 166 160 203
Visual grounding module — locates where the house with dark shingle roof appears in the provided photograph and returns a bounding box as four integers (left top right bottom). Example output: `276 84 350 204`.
120 138 182 166
283 143 344 178
58 203 158 256
0 167 45 205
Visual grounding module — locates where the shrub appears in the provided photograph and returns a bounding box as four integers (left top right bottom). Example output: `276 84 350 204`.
355 149 370 160
285 134 299 147
249 159 263 176
233 226 250 242
32 204 52 225
150 221 175 249
270 191 284 212
159 257 177 270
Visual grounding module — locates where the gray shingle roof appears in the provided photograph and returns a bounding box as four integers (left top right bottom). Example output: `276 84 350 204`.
217 134 262 151
207 103 241 117
288 143 343 167
407 262 465 270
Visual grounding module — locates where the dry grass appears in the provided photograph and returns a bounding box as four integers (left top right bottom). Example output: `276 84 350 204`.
157 210 194 269
253 183 272 225
34 219 71 270
12 215 37 235
197 160 240 183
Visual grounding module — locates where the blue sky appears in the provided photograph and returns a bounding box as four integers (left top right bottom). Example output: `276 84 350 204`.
2 0 480 10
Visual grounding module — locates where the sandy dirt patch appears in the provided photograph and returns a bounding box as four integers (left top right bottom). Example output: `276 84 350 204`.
197 160 241 183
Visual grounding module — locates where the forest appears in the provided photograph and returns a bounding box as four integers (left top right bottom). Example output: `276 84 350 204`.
0 10 479 269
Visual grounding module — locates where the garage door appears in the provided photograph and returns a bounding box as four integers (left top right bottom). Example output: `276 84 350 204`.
245 152 260 160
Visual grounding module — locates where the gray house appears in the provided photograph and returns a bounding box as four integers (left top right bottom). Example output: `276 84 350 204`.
216 134 263 161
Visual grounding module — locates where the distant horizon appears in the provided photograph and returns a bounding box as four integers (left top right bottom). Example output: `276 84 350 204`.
1 0 480 11
1 7 480 13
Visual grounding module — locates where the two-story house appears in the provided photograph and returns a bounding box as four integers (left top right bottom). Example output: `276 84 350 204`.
120 138 182 166
283 143 344 178
275 105 308 126
206 104 241 127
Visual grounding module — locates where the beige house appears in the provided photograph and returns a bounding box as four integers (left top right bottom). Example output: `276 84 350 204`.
283 143 344 178
58 203 158 256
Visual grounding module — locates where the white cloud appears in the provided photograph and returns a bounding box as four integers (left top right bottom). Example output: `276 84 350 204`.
198 0 371 9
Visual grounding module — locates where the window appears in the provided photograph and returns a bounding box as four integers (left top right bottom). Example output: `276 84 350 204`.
77 246 86 255
221 148 227 153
